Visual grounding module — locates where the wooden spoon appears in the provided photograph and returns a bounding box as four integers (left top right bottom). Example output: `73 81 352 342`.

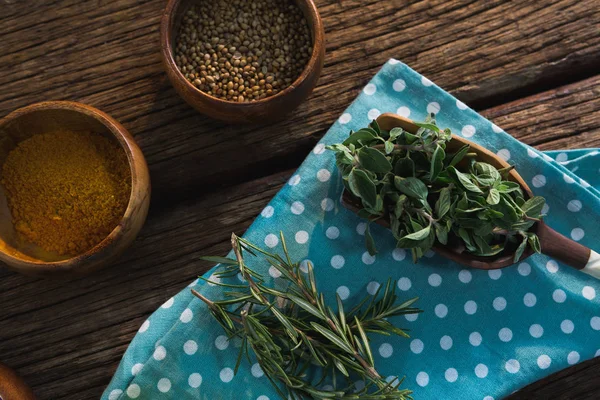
341 113 599 279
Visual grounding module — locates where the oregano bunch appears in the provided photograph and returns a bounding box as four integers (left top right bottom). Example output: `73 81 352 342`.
193 233 420 399
327 114 546 263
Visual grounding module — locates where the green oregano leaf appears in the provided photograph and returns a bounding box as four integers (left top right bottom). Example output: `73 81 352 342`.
358 147 392 173
365 224 378 256
394 176 428 201
348 168 377 209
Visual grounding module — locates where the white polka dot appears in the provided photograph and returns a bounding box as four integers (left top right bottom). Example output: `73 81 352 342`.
396 106 411 118
416 371 429 387
527 148 539 158
596 349 600 357
524 293 537 307
556 152 568 163
336 286 350 300
288 175 301 186
295 230 309 244
331 255 345 269
581 179 591 188
356 222 367 235
499 328 513 342
180 308 193 323
339 113 352 124
321 198 334 211
530 324 544 338
220 368 234 383
435 304 448 318
326 226 339 239
421 76 433 86
363 83 377 95
188 373 202 388
424 250 435 258
215 335 229 350
561 319 574 334
518 262 531 276
398 277 411 291
428 273 442 287
458 269 472 283
461 125 476 138
493 297 507 311
491 123 503 133
440 335 453 350
161 297 174 309
405 313 418 322
456 100 468 110
553 289 567 303
389 59 401 65
251 363 264 378
126 384 141 398
532 175 547 188
488 269 501 280
317 169 331 182
362 252 376 265
571 228 585 241
445 368 458 382
108 389 123 400
393 248 406 261
567 200 582 212
505 359 520 374
153 346 167 361
546 260 559 273
299 260 311 273
188 279 198 287
542 153 553 162
157 378 171 393
590 316 600 330
469 332 482 346
464 300 477 315
564 173 575 184
367 281 380 295
537 355 551 369
269 266 282 278
290 201 305 215
582 286 596 300
368 109 381 120
542 203 550 215
410 339 424 354
260 206 275 218
475 364 488 378
257 396 269 400
568 351 580 365
139 320 150 333
379 343 393 358
207 273 222 287
427 102 441 114
496 149 511 161
393 79 406 92
131 363 144 376
264 233 279 248
184 340 198 355
483 397 494 400
313 143 326 155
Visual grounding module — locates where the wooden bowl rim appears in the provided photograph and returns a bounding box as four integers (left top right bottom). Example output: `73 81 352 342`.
0 100 150 270
159 0 325 108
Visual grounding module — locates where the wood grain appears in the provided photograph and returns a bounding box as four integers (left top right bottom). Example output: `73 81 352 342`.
1 0 600 398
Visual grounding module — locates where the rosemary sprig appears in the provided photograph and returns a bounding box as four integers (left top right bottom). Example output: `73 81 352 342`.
192 233 420 399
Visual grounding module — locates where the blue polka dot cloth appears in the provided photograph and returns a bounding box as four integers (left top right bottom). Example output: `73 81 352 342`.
103 60 600 400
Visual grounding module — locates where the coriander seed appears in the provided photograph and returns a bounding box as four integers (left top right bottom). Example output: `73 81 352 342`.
175 0 312 102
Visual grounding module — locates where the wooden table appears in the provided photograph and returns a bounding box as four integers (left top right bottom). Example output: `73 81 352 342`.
1 0 599 398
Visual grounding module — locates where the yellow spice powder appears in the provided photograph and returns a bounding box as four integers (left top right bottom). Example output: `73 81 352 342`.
1 130 131 256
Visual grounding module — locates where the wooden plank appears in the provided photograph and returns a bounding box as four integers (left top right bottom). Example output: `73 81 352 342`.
1 76 600 398
0 0 599 201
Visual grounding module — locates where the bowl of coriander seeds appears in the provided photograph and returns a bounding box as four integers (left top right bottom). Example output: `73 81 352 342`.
160 0 325 124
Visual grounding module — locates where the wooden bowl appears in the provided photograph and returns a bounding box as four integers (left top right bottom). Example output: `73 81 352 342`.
160 0 325 124
0 101 150 278
0 362 36 400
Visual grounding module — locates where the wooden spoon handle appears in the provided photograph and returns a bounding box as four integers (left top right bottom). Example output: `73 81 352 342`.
537 223 599 279
0 362 36 400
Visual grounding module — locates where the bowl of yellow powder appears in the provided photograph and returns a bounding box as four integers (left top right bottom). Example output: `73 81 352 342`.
0 101 150 277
